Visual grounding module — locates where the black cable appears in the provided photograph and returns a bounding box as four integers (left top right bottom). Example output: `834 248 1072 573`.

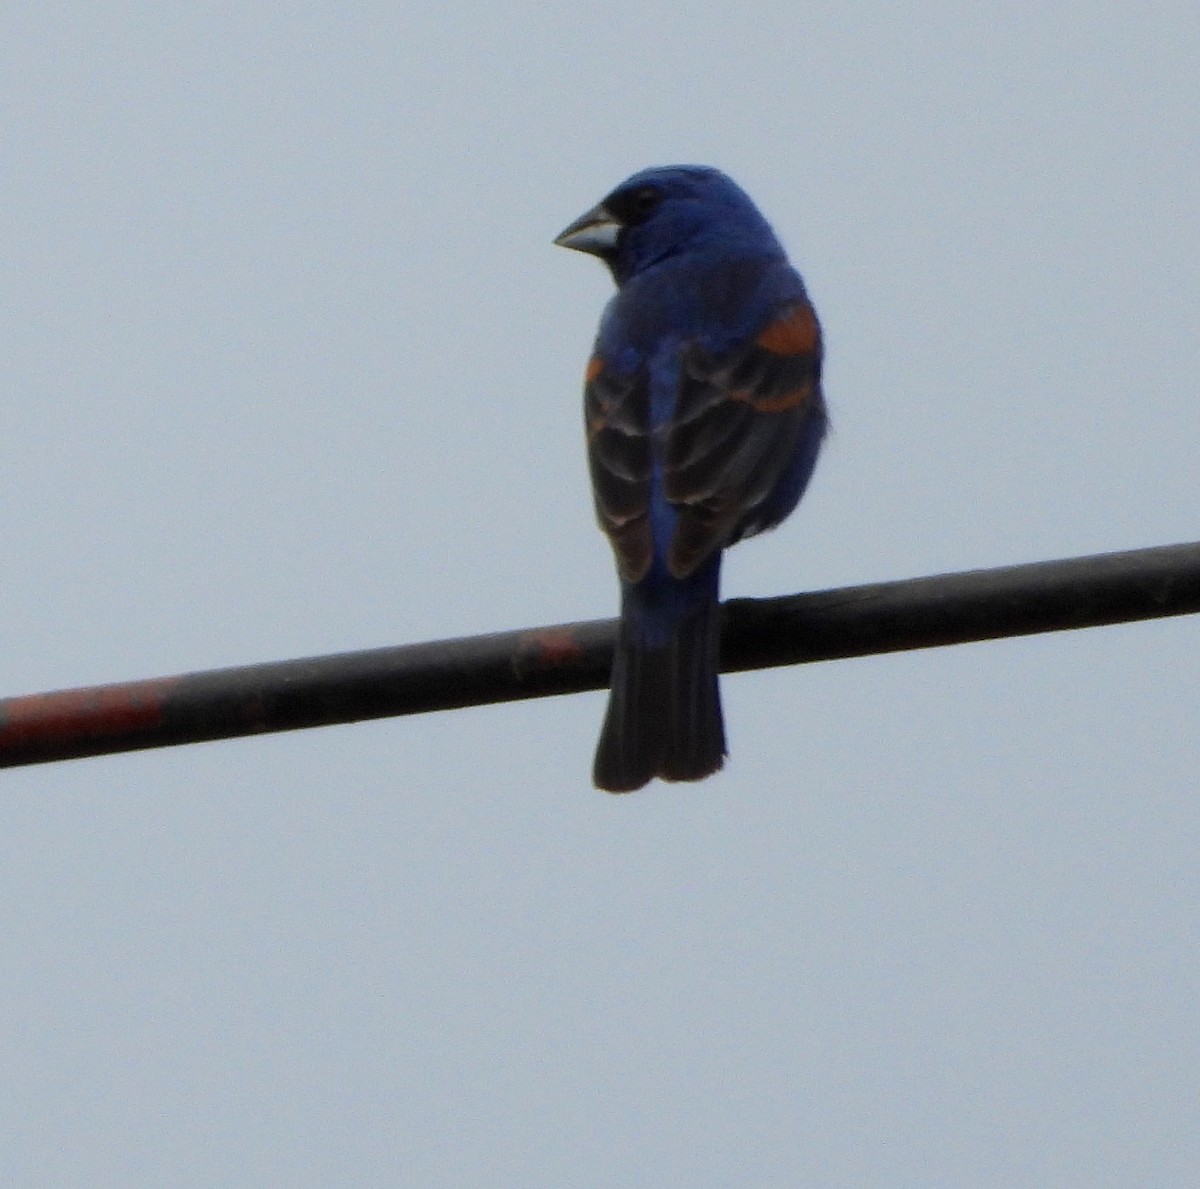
2 540 1197 768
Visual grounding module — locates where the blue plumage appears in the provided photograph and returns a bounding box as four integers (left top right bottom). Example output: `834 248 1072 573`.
556 166 826 791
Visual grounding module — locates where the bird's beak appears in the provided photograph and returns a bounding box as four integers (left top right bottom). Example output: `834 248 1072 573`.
554 202 621 256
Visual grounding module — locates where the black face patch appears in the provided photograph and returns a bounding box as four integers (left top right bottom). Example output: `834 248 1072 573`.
605 184 664 227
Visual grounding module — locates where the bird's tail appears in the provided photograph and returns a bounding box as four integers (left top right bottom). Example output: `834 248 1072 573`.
593 575 726 793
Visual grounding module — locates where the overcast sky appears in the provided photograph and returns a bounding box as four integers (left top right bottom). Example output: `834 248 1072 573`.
4 4 1199 1185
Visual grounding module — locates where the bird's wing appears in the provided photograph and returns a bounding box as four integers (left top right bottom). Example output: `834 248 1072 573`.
584 355 655 583
664 301 824 578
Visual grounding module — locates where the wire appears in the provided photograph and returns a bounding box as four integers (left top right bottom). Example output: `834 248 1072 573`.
2 540 1198 768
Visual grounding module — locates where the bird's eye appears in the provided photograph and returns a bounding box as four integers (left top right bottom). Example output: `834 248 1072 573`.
632 187 661 215
604 182 665 227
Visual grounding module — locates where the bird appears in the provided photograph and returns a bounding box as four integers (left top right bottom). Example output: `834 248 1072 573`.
555 165 826 792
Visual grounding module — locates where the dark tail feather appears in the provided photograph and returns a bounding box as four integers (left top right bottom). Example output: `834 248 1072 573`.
592 594 726 793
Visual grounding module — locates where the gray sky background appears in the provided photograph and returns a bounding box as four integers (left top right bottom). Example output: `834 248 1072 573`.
4 4 1199 1185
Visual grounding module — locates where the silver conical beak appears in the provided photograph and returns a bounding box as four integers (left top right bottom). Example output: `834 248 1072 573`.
554 202 621 256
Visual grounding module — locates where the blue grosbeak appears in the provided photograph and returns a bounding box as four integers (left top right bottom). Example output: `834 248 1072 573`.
555 166 826 791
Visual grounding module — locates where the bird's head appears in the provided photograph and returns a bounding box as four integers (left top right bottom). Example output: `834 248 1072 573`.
554 165 781 285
